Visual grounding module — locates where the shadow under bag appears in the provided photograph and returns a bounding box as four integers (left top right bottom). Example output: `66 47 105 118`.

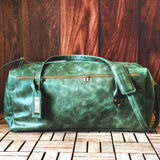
1 55 159 132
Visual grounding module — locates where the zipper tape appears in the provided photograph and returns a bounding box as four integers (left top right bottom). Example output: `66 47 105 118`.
16 73 139 80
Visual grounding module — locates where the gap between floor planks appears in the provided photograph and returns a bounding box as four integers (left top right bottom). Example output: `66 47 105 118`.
0 114 159 160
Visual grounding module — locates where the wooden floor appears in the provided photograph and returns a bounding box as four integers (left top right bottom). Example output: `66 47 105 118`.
0 113 160 160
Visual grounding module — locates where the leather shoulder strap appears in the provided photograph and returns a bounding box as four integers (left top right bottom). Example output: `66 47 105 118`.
111 63 159 131
152 84 160 132
125 78 159 131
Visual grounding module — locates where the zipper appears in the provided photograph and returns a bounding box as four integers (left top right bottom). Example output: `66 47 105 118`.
16 73 139 80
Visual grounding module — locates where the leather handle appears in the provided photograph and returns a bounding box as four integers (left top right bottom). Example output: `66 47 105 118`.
35 55 112 89
35 55 136 95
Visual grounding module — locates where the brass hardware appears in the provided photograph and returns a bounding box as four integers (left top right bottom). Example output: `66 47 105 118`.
114 99 117 102
20 57 26 60
26 64 34 66
153 80 158 86
83 75 90 84
118 104 120 107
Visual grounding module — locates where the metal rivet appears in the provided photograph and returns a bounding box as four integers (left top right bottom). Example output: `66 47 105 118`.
114 99 117 102
20 57 26 60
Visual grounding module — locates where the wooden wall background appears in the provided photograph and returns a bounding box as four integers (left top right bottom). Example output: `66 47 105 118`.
0 0 160 112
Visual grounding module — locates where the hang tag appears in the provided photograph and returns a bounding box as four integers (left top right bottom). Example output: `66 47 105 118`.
32 90 42 118
34 97 40 114
31 82 42 118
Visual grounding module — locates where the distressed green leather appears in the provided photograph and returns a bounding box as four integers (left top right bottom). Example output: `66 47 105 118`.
4 55 158 132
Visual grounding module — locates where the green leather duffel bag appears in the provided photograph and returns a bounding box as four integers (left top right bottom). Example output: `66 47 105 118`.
1 55 159 132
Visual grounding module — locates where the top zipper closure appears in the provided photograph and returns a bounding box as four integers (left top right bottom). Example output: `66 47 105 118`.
16 73 139 80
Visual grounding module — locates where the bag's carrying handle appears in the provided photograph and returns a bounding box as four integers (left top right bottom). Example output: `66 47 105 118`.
35 55 136 95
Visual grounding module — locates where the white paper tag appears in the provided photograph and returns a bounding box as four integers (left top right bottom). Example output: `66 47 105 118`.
34 97 40 114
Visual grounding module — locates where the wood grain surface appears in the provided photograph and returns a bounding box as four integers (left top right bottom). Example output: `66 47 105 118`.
20 0 60 60
0 0 160 111
139 0 160 82
60 0 98 55
0 0 21 112
0 1 5 113
100 0 139 62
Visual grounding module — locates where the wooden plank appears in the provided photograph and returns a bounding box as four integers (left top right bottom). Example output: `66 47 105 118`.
73 153 115 160
147 133 160 154
0 152 29 160
75 142 87 153
6 141 24 152
34 141 74 152
43 151 58 160
135 133 149 143
0 119 7 124
123 133 137 143
0 124 9 132
58 153 72 160
0 1 5 111
40 132 53 141
52 132 65 141
149 143 160 155
144 154 160 160
28 152 44 160
130 154 144 160
0 125 9 140
139 0 160 83
0 132 7 141
156 123 160 134
0 141 12 151
114 143 155 154
20 141 37 152
116 153 130 160
64 132 76 141
21 0 60 60
112 132 124 142
88 142 100 153
101 142 113 153
60 0 98 55
0 113 3 119
0 157 26 160
3 132 41 141
77 132 112 142
147 134 160 142
100 0 139 62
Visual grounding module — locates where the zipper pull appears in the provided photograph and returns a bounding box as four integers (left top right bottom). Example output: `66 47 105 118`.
83 75 90 84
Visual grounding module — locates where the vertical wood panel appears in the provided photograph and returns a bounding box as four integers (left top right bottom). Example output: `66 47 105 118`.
20 0 60 60
0 0 21 112
60 0 98 55
139 0 160 82
100 0 139 62
0 0 5 113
